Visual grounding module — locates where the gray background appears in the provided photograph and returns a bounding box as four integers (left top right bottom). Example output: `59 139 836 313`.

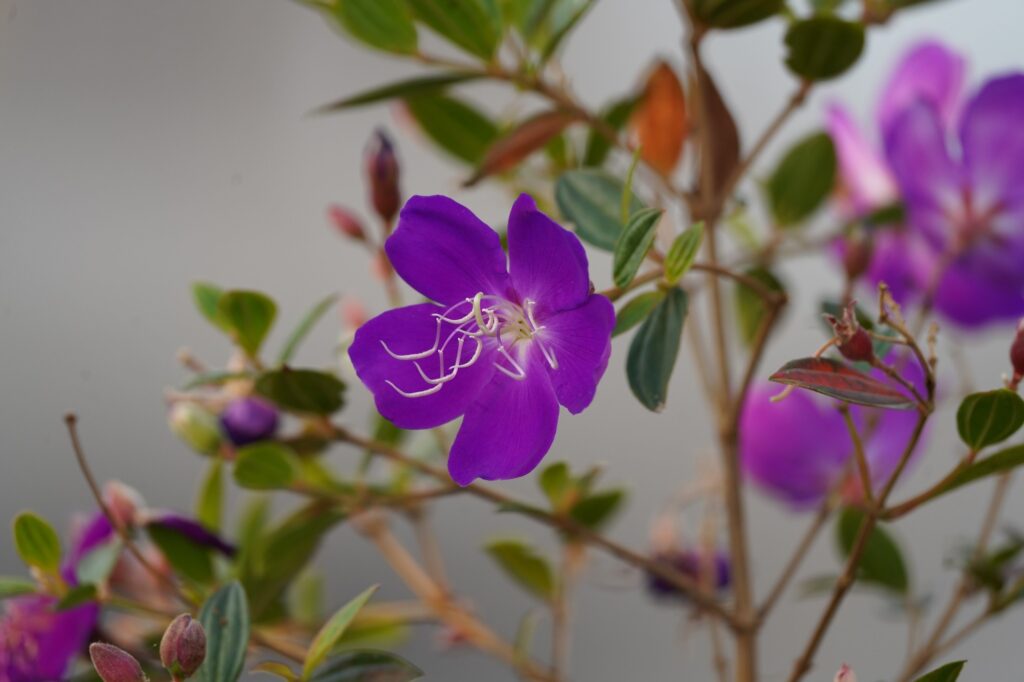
3 0 1024 679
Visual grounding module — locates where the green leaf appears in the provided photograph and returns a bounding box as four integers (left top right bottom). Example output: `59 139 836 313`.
583 96 637 167
934 444 1024 500
0 577 37 600
303 585 379 679
12 512 61 574
252 661 300 681
612 208 662 288
308 650 422 682
569 489 625 530
234 443 301 491
485 539 555 600
255 368 346 415
664 222 704 284
555 169 644 251
407 0 499 60
56 583 98 611
198 581 251 682
196 459 225 532
766 132 836 226
288 571 325 629
193 282 228 331
218 290 278 357
404 94 500 165
626 287 688 411
956 389 1024 450
836 507 909 594
330 0 417 54
784 16 865 81
147 523 215 585
690 0 784 28
314 73 482 113
75 538 122 586
538 462 571 508
734 267 785 345
278 294 339 365
613 291 665 338
912 661 965 682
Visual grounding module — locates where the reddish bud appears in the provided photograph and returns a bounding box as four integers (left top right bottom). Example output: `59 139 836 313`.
327 204 366 241
103 480 144 529
826 302 875 363
90 643 147 682
365 129 401 227
834 664 857 682
1010 319 1024 388
160 614 207 679
841 235 873 281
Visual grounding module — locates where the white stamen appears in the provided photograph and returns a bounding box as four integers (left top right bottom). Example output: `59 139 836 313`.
495 346 527 381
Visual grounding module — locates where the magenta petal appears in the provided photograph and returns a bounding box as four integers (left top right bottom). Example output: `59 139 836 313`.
931 258 1024 328
877 40 966 136
864 230 935 305
507 194 590 315
960 74 1024 211
385 195 511 305
349 303 497 429
448 354 559 485
1 595 97 682
826 103 897 214
539 295 614 414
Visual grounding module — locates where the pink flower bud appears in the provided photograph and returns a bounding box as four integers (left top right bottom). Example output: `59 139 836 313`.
103 481 144 529
1010 319 1024 388
365 129 401 227
89 643 147 682
160 614 207 679
825 302 875 363
834 663 857 682
328 204 367 241
341 296 367 332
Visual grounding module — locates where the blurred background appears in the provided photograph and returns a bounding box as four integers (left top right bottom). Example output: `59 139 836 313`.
3 0 1024 679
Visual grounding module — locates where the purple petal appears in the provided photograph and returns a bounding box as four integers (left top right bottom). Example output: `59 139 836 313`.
349 303 497 429
885 102 963 251
931 257 1024 328
146 513 236 556
826 103 898 214
507 194 590 316
385 195 511 305
538 295 614 413
863 229 935 305
877 40 966 136
960 74 1024 214
739 383 850 509
448 353 559 486
0 595 97 681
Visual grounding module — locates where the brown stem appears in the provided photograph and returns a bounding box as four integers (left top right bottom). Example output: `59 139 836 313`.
840 405 874 506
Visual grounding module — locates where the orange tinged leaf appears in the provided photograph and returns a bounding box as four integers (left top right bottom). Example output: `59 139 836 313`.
464 109 581 187
631 61 688 176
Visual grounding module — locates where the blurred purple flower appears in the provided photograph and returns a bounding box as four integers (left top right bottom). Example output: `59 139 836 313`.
349 194 614 485
645 550 731 601
143 512 237 557
219 396 279 446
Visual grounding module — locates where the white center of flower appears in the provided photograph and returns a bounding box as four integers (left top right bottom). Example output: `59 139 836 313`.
381 292 558 399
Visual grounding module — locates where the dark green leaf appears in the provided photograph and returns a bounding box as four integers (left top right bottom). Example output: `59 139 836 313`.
147 523 215 585
255 368 346 415
935 444 1024 500
408 0 499 59
613 208 662 288
303 585 379 679
0 577 37 600
535 0 593 61
735 267 785 345
836 507 909 594
569 489 625 530
538 462 571 508
485 539 555 600
766 132 836 226
12 512 61 574
330 0 418 54
785 17 865 81
315 73 482 113
627 287 687 411
218 290 278 357
308 650 422 682
664 222 704 284
198 581 250 682
405 94 499 164
613 291 665 338
769 356 915 409
912 661 965 682
234 443 301 491
555 169 644 251
278 294 339 365
956 389 1024 450
56 583 98 611
583 96 637 167
192 282 228 331
689 0 784 28
196 459 225 532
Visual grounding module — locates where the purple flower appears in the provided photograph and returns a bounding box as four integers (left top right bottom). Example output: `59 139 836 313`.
645 550 731 601
143 512 237 557
349 194 614 485
219 396 279 446
886 73 1024 327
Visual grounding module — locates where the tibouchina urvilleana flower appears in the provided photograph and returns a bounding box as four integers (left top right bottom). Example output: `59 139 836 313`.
349 194 614 486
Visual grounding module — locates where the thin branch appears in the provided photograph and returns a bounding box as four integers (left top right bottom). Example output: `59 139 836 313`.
840 405 874 506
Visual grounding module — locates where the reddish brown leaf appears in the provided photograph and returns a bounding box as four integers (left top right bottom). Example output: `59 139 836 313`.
691 63 740 198
463 109 582 187
630 61 688 176
769 357 915 409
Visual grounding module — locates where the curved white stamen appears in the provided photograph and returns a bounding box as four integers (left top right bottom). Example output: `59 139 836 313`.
381 317 442 360
384 379 444 398
495 346 527 381
538 342 559 370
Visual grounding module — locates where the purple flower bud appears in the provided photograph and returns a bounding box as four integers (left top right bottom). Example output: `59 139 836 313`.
160 614 206 680
169 403 222 456
645 550 731 601
328 204 367 241
89 642 147 682
365 129 401 227
219 396 279 446
1011 319 1024 388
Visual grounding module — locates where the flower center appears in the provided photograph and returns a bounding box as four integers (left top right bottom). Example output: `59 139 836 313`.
380 292 558 399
